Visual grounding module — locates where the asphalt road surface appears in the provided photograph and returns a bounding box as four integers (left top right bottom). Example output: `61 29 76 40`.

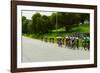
22 36 90 62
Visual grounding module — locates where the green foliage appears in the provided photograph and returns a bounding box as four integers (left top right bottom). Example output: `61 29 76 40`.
49 13 56 29
29 13 51 33
79 13 90 24
64 13 81 31
22 16 26 22
22 16 29 33
31 13 41 33
28 20 32 33
22 12 90 38
69 24 90 33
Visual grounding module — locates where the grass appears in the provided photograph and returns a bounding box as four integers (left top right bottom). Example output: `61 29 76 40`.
51 27 65 32
69 24 90 33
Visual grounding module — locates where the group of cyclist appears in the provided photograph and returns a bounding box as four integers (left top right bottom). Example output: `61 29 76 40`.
57 33 90 50
42 33 90 50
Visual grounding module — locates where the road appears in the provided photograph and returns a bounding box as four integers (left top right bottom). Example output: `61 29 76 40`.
22 36 90 62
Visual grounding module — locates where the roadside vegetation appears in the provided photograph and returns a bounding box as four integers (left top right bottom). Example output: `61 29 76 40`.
22 12 90 39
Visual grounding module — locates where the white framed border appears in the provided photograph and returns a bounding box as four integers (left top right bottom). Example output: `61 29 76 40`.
17 5 94 68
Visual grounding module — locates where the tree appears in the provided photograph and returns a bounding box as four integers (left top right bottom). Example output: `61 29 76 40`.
41 15 49 33
30 13 50 33
22 16 26 22
50 13 56 29
79 13 90 24
31 13 41 33
35 15 49 33
22 16 29 33
57 12 65 28
62 13 81 31
28 20 32 33
24 12 90 34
